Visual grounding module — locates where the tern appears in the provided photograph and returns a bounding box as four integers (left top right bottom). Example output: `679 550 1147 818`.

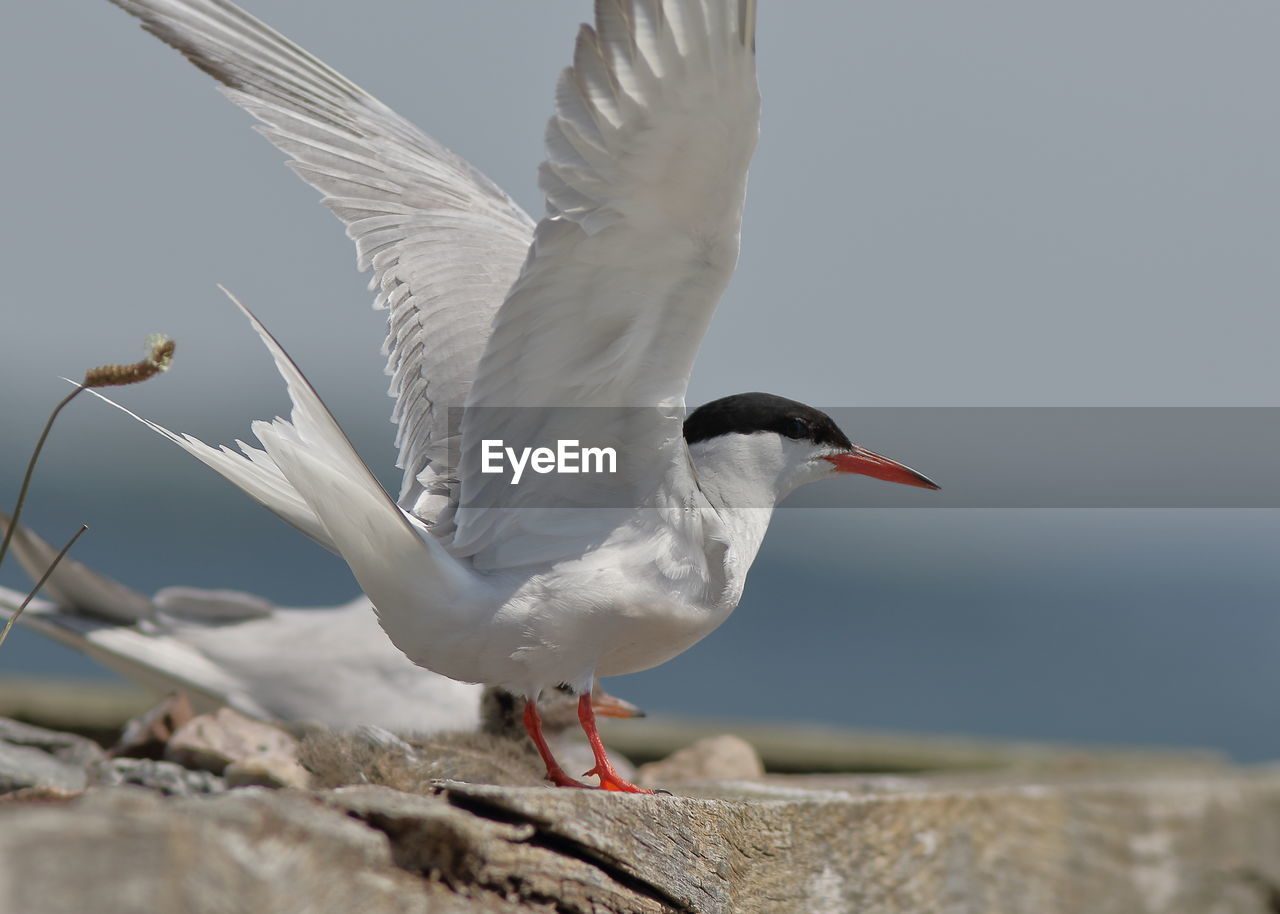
0 517 639 735
102 0 939 791
0 585 480 733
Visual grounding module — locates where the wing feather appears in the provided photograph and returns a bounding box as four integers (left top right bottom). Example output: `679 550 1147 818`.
105 0 536 514
451 0 759 567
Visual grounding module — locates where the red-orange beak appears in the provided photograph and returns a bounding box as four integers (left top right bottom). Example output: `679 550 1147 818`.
823 447 940 490
590 685 646 719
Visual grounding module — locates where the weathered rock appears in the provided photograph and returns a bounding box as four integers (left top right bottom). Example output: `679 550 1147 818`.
635 735 764 786
0 785 81 804
1 692 1277 914
327 785 667 913
0 717 104 768
443 773 1280 913
2 769 1280 913
0 718 104 794
300 728 549 791
225 752 312 789
164 707 297 775
111 692 195 760
89 757 226 796
0 787 437 914
0 742 87 794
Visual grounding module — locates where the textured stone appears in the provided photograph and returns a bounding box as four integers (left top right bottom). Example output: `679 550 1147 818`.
0 741 87 794
0 718 104 793
1 770 1280 913
225 752 312 789
326 785 666 913
635 735 764 786
164 707 297 775
0 787 432 914
0 717 104 768
111 692 195 760
300 728 550 791
89 757 225 796
431 773 1280 914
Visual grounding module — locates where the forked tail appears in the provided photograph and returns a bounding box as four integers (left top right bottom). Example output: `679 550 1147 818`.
93 291 474 656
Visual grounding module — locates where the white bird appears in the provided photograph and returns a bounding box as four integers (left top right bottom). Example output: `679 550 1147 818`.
0 585 480 732
0 517 639 734
101 0 939 791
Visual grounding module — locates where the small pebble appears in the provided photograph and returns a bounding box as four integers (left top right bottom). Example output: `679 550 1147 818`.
225 752 312 790
636 734 764 786
90 757 226 796
164 707 298 775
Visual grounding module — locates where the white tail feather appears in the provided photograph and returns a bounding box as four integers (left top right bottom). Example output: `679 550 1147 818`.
85 387 333 550
95 288 475 666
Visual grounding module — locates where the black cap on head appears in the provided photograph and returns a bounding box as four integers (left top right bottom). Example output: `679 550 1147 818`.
683 393 853 450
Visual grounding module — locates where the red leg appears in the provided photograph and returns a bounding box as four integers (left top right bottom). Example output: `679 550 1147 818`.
522 697 589 789
577 693 655 794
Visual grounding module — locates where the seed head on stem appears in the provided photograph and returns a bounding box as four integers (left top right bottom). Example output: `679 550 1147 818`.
0 335 177 649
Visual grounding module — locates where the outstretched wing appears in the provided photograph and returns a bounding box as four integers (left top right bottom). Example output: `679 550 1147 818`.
451 0 760 568
106 0 536 514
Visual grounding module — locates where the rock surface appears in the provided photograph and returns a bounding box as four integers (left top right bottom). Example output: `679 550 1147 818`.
224 752 312 789
0 718 104 768
300 727 550 791
111 692 195 760
164 707 298 775
2 770 1280 913
635 734 764 786
0 685 1277 913
0 718 104 793
89 757 226 796
0 741 88 793
0 788 431 914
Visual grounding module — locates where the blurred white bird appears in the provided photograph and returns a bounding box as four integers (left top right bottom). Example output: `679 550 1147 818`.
0 518 640 733
102 0 937 791
0 517 478 731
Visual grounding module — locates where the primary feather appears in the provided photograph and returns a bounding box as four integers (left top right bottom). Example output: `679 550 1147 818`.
106 0 536 517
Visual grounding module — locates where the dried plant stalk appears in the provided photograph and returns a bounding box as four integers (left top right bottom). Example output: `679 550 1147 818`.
0 525 87 650
0 335 176 583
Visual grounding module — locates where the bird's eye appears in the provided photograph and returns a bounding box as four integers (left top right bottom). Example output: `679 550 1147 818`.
782 416 810 440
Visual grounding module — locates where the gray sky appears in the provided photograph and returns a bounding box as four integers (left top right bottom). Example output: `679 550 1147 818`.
4 2 1277 430
3 2 1280 755
2 0 1278 551
3 0 1278 591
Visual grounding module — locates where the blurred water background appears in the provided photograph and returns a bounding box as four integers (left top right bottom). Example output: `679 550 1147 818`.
6 485 1280 760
